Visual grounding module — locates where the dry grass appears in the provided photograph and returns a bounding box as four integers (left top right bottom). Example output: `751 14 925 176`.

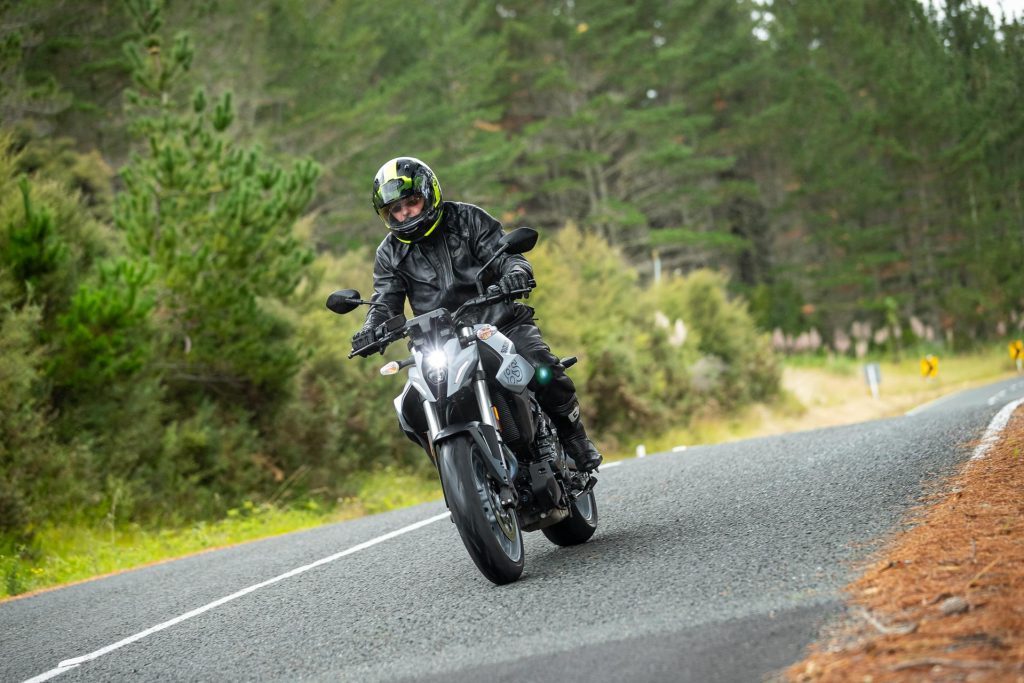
639 352 1016 455
785 408 1024 682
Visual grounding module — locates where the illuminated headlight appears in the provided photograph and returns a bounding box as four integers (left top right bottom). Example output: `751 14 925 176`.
425 350 448 385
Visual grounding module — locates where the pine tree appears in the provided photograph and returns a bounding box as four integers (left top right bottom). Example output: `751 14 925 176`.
115 0 320 410
493 0 756 278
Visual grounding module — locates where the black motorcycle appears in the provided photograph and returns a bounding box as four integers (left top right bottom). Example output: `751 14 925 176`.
326 228 598 584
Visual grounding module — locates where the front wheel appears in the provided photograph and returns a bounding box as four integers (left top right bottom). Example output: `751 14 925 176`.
438 436 524 585
542 477 598 546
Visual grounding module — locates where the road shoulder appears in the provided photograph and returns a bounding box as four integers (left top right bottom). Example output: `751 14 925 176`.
783 404 1024 681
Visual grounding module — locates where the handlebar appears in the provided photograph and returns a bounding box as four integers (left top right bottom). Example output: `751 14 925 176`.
350 279 536 359
452 279 536 320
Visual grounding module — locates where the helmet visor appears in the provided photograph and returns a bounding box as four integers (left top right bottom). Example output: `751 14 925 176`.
376 176 415 207
377 193 427 229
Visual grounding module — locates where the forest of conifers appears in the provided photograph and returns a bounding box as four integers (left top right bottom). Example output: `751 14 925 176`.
1 0 1022 546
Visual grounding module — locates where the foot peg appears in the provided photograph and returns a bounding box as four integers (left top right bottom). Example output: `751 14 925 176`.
572 475 598 500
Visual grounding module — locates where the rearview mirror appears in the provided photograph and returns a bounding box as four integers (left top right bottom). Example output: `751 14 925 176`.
500 227 538 255
326 289 362 315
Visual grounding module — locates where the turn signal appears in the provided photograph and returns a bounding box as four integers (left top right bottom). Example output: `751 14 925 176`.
380 361 400 376
476 325 497 341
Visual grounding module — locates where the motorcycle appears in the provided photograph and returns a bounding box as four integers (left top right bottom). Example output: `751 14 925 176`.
326 227 598 585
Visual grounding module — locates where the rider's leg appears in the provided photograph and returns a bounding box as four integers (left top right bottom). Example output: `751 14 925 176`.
502 321 602 472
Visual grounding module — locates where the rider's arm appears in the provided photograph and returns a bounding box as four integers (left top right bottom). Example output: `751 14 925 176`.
360 245 407 332
467 205 533 282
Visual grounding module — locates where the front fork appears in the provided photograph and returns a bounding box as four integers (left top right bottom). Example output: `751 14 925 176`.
421 363 495 439
471 365 512 475
422 360 510 472
427 362 517 508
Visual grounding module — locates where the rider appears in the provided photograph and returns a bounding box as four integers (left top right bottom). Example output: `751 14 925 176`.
351 156 602 472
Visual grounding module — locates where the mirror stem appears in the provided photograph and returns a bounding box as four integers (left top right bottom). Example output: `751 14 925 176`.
474 244 509 295
352 299 392 309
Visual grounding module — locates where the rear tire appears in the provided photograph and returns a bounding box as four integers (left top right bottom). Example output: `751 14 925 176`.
438 435 524 585
542 479 598 547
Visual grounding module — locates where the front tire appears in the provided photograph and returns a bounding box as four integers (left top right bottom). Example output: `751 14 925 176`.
438 436 524 585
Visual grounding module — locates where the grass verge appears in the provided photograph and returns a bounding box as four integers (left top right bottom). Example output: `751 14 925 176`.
1 466 441 601
634 347 1018 455
783 405 1024 681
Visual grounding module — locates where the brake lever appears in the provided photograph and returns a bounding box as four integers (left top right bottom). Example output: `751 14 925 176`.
348 344 375 359
348 337 391 359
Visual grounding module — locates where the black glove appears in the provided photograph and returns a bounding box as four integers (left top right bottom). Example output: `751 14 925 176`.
498 270 532 298
350 327 378 357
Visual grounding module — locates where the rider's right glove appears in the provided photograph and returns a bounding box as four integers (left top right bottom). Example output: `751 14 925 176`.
498 270 532 298
350 327 378 357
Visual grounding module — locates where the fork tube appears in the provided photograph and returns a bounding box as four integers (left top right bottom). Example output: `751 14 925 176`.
423 400 441 441
473 363 496 429
473 364 509 472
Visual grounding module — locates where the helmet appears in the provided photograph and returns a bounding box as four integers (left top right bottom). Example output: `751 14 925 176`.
371 157 443 243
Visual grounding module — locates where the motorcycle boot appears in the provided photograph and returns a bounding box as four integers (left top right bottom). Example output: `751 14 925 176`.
545 397 603 473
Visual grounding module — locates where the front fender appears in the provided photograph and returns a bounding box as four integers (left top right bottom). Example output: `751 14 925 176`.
434 421 516 486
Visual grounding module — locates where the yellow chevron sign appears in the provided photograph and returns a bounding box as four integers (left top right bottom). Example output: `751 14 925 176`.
920 355 939 378
1009 340 1023 361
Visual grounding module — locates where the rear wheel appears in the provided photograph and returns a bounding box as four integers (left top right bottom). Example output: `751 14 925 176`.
438 435 524 584
542 473 598 547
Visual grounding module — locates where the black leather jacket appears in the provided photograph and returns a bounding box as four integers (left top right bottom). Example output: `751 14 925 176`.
361 201 533 332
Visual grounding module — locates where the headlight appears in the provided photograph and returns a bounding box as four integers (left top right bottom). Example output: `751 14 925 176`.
425 349 448 385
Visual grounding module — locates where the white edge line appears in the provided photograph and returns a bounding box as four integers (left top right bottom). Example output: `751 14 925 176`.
24 511 450 683
971 397 1024 461
601 461 623 469
905 390 959 416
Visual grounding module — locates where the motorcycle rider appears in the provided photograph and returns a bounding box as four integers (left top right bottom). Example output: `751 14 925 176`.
351 156 602 472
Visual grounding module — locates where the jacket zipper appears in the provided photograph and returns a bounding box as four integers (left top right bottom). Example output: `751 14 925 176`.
439 233 454 290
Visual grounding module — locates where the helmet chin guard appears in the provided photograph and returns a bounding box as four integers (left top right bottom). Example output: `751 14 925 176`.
372 157 443 243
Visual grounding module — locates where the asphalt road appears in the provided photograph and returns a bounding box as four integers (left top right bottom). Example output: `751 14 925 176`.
4 377 1023 683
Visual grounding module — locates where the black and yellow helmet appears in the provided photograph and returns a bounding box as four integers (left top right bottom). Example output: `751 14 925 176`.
371 157 443 243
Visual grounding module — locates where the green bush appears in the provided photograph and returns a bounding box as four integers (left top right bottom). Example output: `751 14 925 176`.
527 224 779 446
648 269 780 408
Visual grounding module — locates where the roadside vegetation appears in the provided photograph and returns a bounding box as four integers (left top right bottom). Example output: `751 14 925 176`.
2 467 440 599
644 347 1019 453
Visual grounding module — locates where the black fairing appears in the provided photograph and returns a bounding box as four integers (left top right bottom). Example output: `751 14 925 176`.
397 388 429 449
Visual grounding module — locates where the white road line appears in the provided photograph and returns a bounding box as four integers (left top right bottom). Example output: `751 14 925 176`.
23 511 450 683
971 397 1024 461
23 665 79 683
601 461 623 469
987 389 1008 406
905 391 959 416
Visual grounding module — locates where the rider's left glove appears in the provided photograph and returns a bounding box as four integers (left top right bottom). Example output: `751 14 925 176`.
350 327 378 357
498 270 532 299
